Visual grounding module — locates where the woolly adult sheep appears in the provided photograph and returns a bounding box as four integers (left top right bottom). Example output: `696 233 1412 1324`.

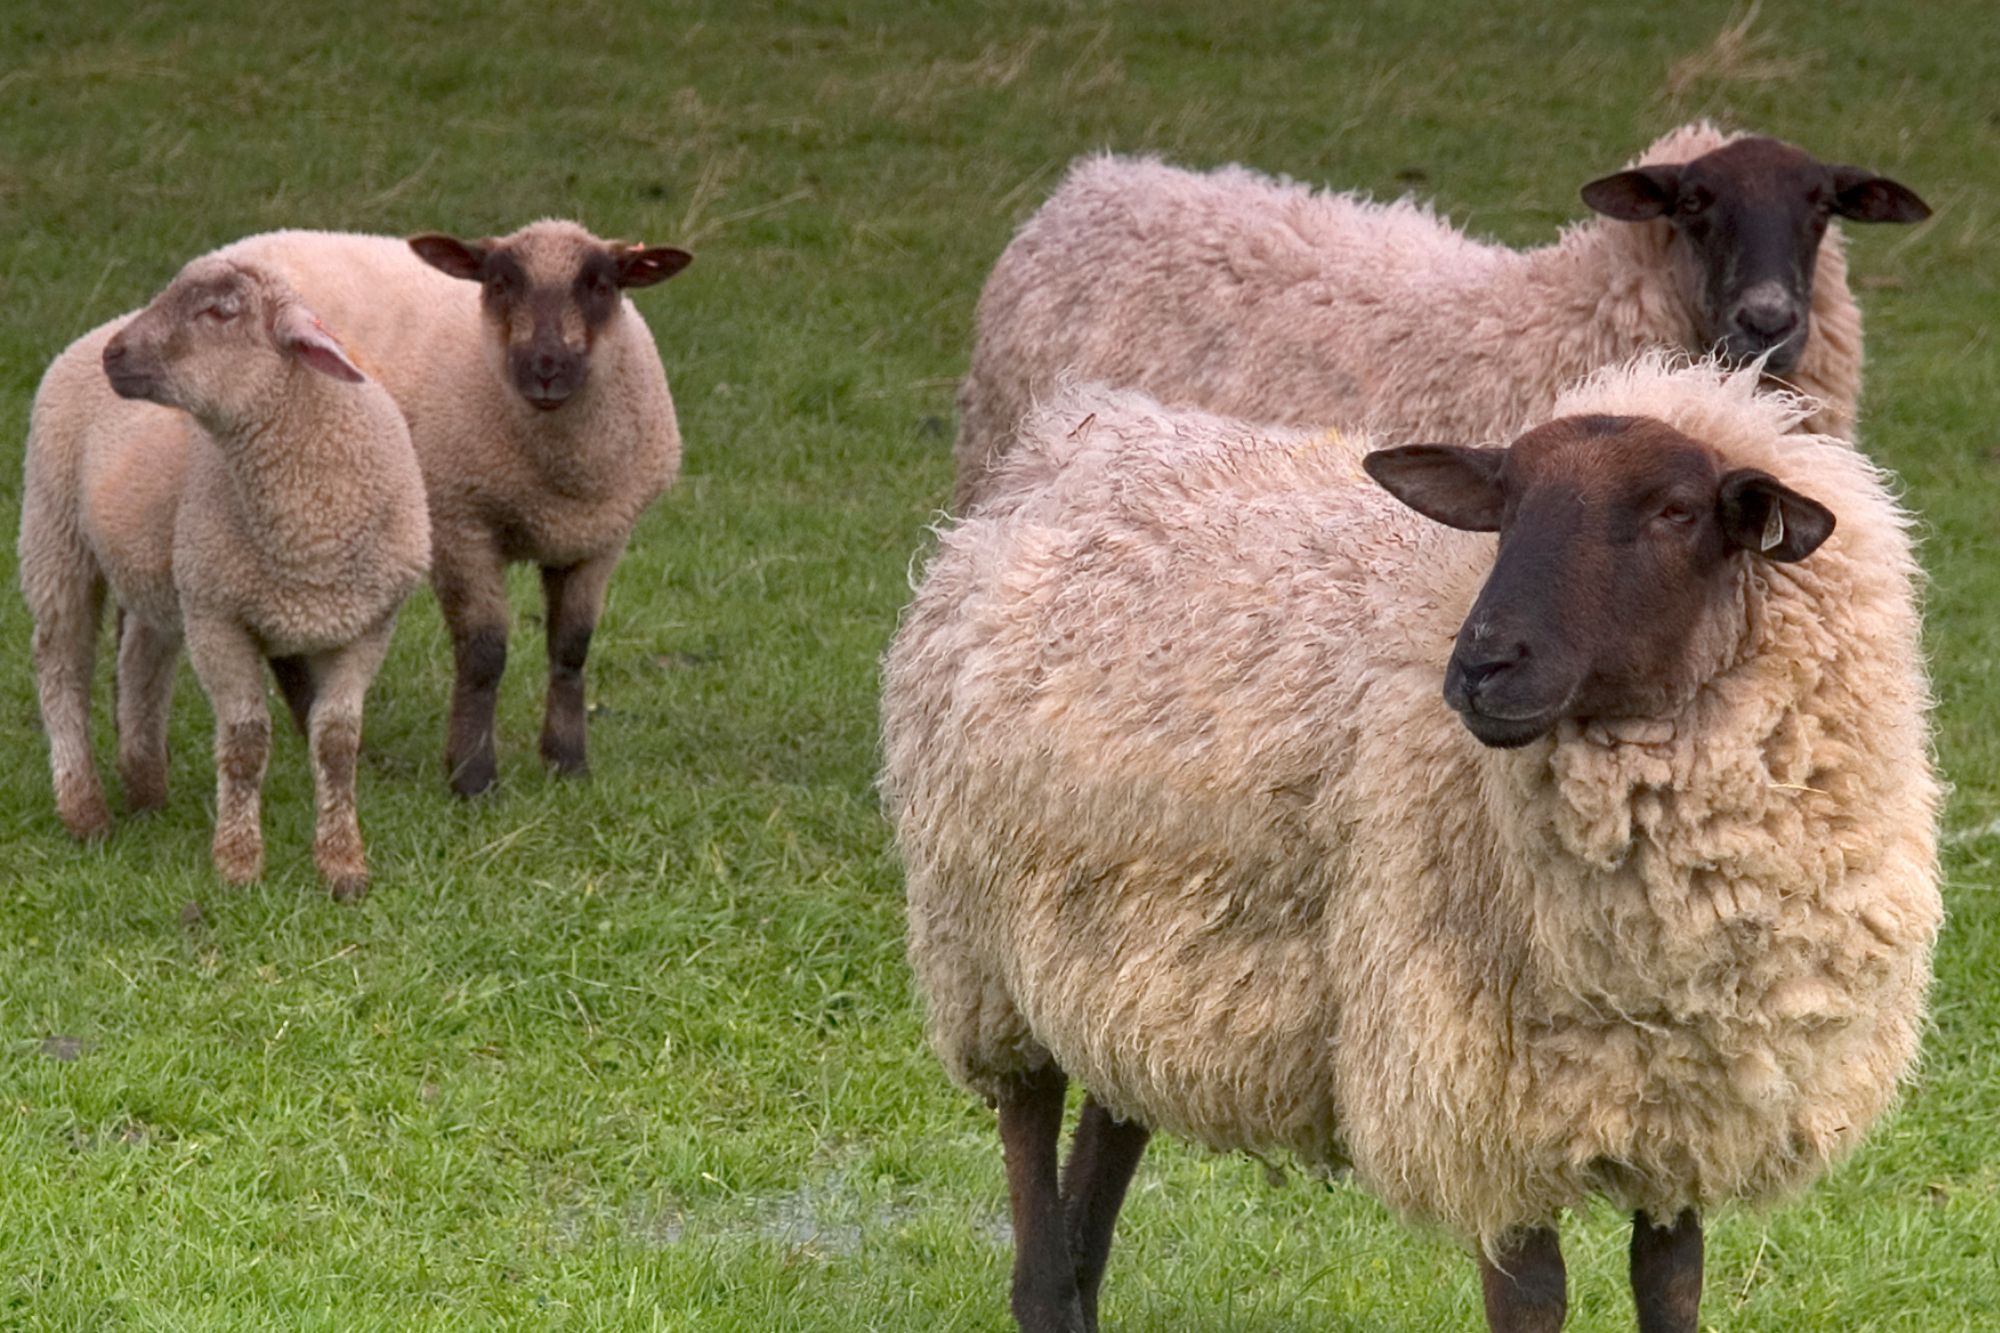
20 256 430 900
207 220 691 795
882 358 1940 1332
952 123 1930 507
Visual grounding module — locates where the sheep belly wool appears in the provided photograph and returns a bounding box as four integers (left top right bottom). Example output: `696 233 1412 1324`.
884 357 1938 1249
953 123 1863 506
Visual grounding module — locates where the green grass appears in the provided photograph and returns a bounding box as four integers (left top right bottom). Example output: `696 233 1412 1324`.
2 1 1997 1328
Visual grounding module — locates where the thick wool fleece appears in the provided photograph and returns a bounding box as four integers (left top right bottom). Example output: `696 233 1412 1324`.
210 226 680 572
22 314 428 655
953 123 1864 507
885 357 1937 1250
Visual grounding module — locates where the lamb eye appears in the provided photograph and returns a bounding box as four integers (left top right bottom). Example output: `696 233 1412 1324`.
1676 192 1710 217
1657 503 1698 527
200 303 239 322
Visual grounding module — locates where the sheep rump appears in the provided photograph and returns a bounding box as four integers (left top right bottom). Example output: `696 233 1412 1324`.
952 123 1863 506
886 357 1938 1247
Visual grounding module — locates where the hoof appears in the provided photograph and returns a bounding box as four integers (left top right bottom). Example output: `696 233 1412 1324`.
212 837 263 885
542 751 589 779
447 753 497 798
326 873 370 904
61 798 114 842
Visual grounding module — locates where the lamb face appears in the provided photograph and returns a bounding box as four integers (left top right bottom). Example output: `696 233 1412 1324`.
408 221 689 411
1367 413 1835 748
1581 136 1928 377
101 258 365 426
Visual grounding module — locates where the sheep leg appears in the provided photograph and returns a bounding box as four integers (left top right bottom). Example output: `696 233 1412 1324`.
1059 1095 1149 1333
435 538 510 797
115 615 180 814
997 1066 1087 1333
185 616 271 884
1630 1210 1701 1333
1479 1226 1567 1333
539 551 618 777
25 548 112 840
269 655 316 737
304 616 396 902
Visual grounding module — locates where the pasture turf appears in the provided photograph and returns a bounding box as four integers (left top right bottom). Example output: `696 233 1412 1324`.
1 1 1995 1328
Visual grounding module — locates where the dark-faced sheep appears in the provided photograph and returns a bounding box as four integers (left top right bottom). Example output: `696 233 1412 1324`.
209 221 691 795
953 124 1929 507
884 358 1939 1332
19 257 430 899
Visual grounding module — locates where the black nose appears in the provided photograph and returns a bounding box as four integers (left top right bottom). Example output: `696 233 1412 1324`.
1733 299 1799 343
1444 641 1528 711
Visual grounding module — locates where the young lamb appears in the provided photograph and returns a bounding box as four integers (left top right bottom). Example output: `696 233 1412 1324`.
883 357 1940 1332
207 220 691 795
952 123 1929 507
19 257 431 900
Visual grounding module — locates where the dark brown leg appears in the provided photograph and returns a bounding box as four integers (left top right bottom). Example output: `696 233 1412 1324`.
1060 1096 1150 1333
269 655 316 737
1631 1210 1701 1333
445 625 506 796
1479 1226 1567 1333
433 536 510 798
998 1066 1085 1333
538 561 598 776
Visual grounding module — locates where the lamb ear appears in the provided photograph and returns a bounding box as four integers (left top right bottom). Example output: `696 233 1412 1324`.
1363 444 1506 532
1580 165 1682 221
616 245 692 288
273 304 366 383
1719 468 1835 562
1828 166 1931 224
408 233 490 281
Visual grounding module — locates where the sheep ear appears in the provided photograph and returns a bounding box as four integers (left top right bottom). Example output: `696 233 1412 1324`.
1364 445 1506 532
1828 166 1931 224
273 304 366 384
1719 469 1834 562
1580 165 1682 222
616 245 692 289
408 233 489 281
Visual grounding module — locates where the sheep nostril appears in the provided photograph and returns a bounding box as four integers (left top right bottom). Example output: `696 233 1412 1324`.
1734 302 1798 342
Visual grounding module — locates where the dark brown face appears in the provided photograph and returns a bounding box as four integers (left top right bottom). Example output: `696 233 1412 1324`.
1365 415 1836 748
408 229 691 411
1582 136 1928 377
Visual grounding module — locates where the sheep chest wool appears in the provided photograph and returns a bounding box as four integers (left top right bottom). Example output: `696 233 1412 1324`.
883 357 1939 1329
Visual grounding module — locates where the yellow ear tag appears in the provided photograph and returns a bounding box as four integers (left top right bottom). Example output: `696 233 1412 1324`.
1760 504 1785 552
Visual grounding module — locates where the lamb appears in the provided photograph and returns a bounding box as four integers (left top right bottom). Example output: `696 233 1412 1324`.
952 123 1929 507
882 356 1940 1332
205 220 691 795
19 256 431 900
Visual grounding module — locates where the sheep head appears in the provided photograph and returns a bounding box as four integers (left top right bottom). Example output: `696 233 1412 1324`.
1581 136 1928 378
1365 413 1834 749
408 220 690 412
102 258 366 428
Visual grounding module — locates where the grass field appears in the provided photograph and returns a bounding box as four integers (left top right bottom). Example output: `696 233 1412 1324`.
2 1 1996 1329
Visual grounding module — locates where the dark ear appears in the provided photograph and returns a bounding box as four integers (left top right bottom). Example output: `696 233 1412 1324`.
1364 445 1507 532
1718 469 1835 562
1580 165 1682 221
408 233 489 281
616 245 692 289
1828 166 1931 224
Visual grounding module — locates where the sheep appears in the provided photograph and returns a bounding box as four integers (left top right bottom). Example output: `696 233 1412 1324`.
952 123 1930 508
19 256 431 900
204 220 692 795
882 357 1940 1333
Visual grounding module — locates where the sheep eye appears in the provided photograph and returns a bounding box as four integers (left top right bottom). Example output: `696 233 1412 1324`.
200 303 239 322
1656 503 1698 527
1676 192 1711 217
